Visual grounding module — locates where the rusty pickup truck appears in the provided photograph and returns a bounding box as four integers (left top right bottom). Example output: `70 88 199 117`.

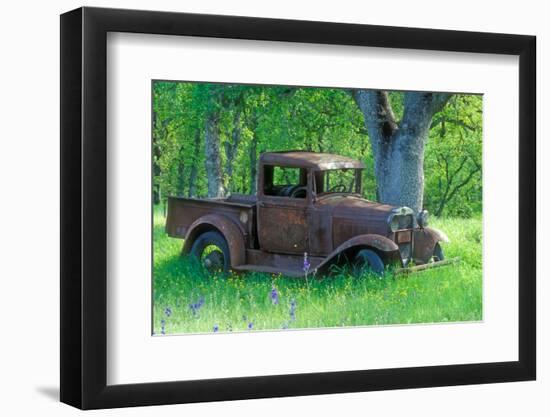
165 151 450 277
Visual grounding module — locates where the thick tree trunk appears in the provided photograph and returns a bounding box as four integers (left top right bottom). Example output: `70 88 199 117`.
223 108 242 194
176 157 186 197
204 90 225 198
152 110 165 205
188 129 200 197
249 134 258 195
352 90 451 213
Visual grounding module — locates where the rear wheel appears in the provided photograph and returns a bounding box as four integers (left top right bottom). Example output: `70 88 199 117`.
353 249 385 276
433 242 445 262
190 231 230 274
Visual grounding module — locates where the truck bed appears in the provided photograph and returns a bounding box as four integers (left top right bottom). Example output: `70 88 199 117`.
165 194 257 241
226 193 257 205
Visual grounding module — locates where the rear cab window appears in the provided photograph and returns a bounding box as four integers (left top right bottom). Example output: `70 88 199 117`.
263 165 308 198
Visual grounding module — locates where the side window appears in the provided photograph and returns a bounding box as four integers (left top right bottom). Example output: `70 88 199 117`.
263 165 307 198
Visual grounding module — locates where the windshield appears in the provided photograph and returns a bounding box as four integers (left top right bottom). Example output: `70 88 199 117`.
314 169 362 195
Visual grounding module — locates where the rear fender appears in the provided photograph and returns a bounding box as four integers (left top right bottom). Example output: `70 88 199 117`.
316 234 400 272
183 214 246 267
413 227 450 264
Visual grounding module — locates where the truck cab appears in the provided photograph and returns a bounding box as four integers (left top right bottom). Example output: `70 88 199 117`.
257 151 365 256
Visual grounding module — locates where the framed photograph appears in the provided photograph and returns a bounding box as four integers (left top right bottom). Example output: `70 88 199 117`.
60 6 536 409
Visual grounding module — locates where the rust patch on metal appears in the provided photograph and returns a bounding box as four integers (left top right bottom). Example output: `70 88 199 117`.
397 231 412 244
412 227 450 264
257 201 308 254
260 151 365 170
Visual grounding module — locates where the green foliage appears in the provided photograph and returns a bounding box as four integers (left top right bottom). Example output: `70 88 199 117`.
153 208 482 334
153 81 482 217
424 95 483 217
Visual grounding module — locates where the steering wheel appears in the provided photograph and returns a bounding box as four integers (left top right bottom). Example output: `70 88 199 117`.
290 186 308 199
328 184 347 193
278 185 295 197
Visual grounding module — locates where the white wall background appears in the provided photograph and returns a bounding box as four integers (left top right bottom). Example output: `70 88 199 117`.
0 0 545 415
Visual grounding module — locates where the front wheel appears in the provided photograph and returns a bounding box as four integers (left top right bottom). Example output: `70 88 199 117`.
190 231 230 275
353 249 385 276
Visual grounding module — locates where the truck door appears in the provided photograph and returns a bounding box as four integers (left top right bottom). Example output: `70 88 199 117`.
257 165 309 254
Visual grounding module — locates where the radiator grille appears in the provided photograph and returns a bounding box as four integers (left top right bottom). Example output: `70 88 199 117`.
396 214 414 230
399 243 412 264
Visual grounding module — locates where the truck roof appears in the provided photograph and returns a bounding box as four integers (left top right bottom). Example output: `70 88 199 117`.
260 151 365 170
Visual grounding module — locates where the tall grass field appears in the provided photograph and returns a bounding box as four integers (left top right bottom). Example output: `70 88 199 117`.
153 208 482 335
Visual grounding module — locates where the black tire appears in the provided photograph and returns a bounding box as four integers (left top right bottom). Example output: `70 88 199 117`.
190 231 230 274
353 249 385 276
433 242 445 262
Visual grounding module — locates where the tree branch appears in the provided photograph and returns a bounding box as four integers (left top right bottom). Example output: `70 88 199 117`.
351 90 399 177
446 163 482 203
429 92 453 114
430 116 476 131
351 90 398 143
452 156 469 179
401 92 452 129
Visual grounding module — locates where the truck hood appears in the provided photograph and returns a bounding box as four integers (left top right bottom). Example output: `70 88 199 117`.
315 195 411 241
315 194 397 220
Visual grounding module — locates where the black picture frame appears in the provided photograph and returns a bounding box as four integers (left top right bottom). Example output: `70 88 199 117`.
60 6 536 410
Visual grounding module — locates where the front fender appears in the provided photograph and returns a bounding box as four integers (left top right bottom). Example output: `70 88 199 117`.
413 227 450 264
316 234 399 272
183 214 246 267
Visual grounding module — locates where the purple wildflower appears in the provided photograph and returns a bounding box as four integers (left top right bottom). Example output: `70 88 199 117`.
213 324 219 333
160 319 166 335
270 286 279 305
189 296 205 316
164 307 172 317
289 299 297 322
248 322 254 330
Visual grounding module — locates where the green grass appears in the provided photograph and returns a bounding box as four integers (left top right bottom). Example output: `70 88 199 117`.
153 209 482 334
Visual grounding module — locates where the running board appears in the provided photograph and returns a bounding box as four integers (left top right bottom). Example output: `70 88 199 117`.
233 264 305 278
234 251 458 277
394 257 459 275
232 249 323 277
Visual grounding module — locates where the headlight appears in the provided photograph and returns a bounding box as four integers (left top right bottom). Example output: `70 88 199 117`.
417 210 429 228
388 215 400 232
